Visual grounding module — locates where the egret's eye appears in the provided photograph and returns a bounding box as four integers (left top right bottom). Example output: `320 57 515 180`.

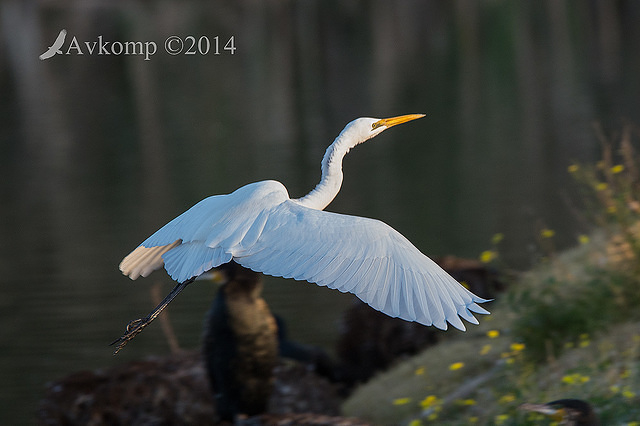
371 121 384 130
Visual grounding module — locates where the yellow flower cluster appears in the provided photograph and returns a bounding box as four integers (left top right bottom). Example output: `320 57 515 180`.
420 395 442 421
610 384 636 399
499 342 526 364
561 373 590 385
478 330 501 355
578 333 591 348
420 395 441 409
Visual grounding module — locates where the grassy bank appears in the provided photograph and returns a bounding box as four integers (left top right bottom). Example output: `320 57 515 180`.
343 126 640 425
343 234 640 424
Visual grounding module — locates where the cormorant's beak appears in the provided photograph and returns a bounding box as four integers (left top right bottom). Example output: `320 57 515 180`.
372 114 425 130
196 270 227 284
518 404 565 421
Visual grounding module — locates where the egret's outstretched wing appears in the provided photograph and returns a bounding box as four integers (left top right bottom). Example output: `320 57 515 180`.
234 200 489 330
120 180 489 330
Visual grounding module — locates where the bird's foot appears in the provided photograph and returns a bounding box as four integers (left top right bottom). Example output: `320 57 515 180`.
109 279 194 355
110 317 151 355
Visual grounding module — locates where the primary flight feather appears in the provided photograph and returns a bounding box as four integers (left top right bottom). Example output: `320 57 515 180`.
114 114 489 353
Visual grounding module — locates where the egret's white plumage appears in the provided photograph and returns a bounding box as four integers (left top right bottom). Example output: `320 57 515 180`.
119 114 489 332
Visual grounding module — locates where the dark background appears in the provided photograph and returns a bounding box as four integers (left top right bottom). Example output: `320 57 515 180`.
1 1 639 423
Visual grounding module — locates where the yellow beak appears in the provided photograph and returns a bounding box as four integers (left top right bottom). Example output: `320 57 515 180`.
196 270 227 284
372 113 425 130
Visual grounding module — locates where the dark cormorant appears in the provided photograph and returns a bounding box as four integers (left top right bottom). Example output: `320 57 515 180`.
203 262 278 422
519 399 599 426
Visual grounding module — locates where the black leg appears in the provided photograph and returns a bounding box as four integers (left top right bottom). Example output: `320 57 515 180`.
110 278 195 354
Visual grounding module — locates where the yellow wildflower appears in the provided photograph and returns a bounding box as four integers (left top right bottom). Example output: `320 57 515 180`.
499 394 516 404
392 397 411 405
579 334 590 348
568 164 579 173
611 164 625 174
541 228 555 238
449 362 464 371
408 420 422 426
578 234 590 245
487 330 500 339
420 395 440 409
415 366 425 376
480 344 492 355
510 342 525 352
480 250 497 263
596 182 608 191
495 414 510 425
491 233 504 244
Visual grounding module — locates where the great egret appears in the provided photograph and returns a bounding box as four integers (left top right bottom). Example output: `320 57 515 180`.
112 114 489 353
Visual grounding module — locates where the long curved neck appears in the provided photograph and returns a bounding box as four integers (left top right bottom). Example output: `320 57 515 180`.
295 132 355 210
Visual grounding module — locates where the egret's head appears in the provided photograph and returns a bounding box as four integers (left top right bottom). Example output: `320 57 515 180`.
342 114 425 146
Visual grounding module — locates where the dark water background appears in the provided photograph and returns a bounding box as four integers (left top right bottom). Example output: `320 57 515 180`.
1 1 639 424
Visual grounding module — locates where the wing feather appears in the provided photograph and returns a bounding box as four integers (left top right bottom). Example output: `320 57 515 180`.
162 243 232 282
235 200 488 330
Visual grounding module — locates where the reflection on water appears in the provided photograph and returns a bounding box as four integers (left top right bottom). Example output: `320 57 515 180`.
2 1 639 424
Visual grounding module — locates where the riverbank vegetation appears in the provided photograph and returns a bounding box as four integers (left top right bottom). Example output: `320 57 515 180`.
343 125 640 425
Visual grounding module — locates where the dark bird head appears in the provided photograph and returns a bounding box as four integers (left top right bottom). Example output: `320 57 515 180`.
519 398 599 426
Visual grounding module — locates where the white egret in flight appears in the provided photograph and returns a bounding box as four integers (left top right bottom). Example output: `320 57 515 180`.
112 114 489 353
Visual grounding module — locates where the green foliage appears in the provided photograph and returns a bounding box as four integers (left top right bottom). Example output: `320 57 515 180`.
343 124 640 425
569 124 640 268
510 270 640 363
509 124 640 363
